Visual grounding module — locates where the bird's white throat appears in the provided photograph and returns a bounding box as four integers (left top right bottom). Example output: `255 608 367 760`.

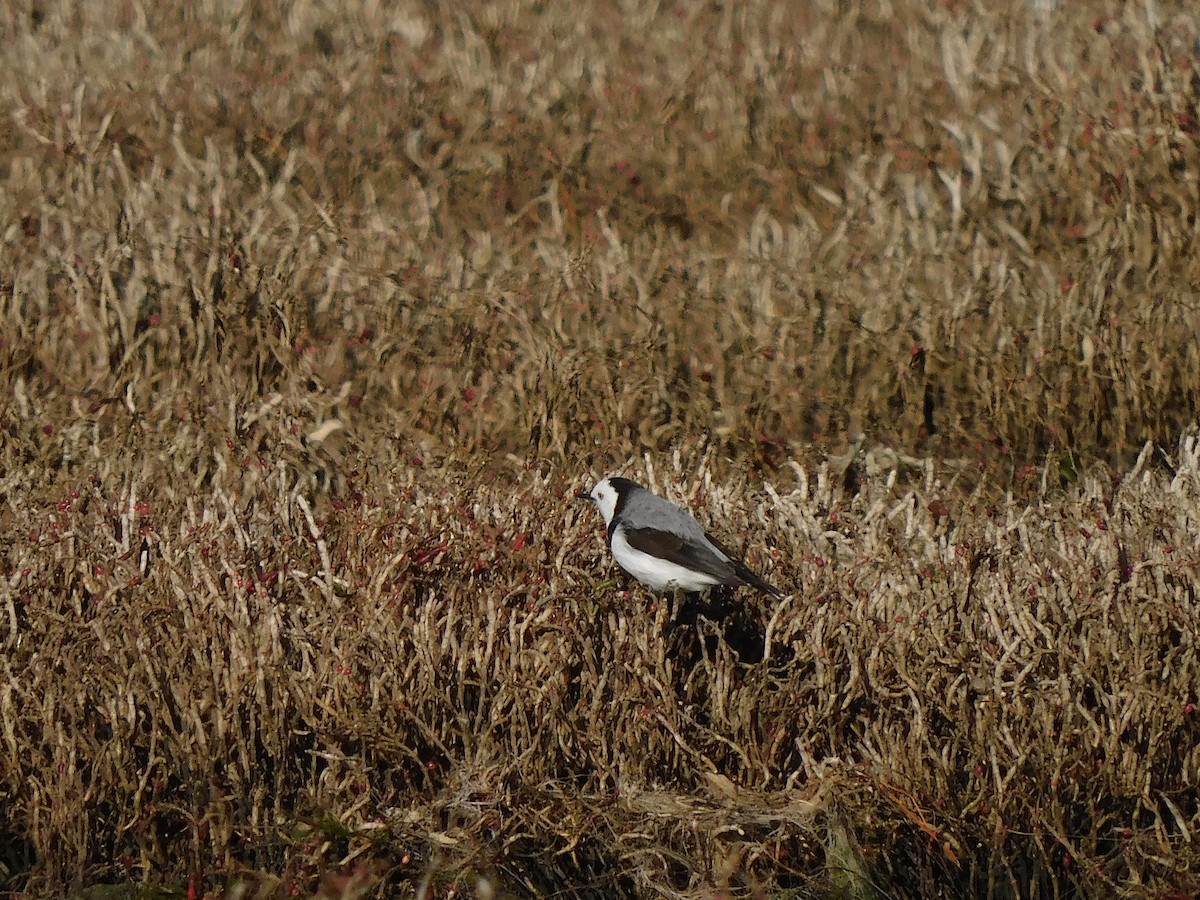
588 479 620 526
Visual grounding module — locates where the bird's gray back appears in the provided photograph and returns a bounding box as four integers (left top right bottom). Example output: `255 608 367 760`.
622 488 714 545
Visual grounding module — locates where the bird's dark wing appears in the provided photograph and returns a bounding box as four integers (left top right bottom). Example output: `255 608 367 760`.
704 531 785 598
622 527 738 583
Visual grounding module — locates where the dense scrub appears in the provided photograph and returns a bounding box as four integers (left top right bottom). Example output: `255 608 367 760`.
3 0 1200 896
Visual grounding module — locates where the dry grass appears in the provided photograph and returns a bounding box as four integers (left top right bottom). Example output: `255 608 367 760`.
3 0 1200 896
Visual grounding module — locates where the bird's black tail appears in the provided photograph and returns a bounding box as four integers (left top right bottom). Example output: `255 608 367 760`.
735 564 784 598
705 530 785 599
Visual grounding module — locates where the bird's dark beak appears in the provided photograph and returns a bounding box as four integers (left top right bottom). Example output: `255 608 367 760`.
574 489 592 501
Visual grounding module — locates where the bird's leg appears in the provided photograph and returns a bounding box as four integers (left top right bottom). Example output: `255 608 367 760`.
666 587 687 624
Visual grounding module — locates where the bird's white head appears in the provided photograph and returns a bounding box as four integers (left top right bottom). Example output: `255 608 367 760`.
577 476 621 526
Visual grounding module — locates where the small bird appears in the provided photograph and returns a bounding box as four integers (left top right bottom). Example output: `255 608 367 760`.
576 477 783 598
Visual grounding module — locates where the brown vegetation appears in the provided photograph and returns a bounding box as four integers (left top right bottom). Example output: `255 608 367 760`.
3 0 1200 896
